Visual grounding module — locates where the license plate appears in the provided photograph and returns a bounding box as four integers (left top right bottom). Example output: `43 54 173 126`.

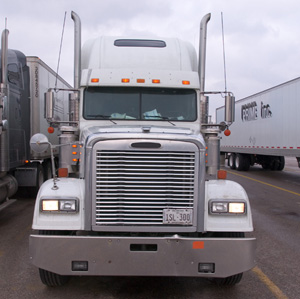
163 209 193 225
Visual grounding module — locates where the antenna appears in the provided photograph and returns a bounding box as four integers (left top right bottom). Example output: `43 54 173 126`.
221 12 227 93
55 11 67 90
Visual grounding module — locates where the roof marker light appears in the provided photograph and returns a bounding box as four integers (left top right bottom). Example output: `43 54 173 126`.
91 78 99 83
152 79 160 84
182 80 190 85
122 78 130 83
137 79 145 83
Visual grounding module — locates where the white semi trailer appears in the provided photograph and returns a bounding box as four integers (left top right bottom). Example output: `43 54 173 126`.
0 29 71 209
216 77 300 171
29 12 256 287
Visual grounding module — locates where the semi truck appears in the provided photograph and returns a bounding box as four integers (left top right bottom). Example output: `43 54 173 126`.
216 77 300 171
0 29 71 210
29 12 256 287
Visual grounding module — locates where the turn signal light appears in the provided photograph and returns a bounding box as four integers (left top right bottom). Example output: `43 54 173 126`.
217 170 227 179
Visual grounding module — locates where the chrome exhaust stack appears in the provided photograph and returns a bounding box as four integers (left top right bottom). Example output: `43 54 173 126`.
1 29 9 86
71 11 81 89
199 13 211 125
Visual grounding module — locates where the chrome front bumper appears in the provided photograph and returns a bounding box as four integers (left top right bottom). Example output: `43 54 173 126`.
29 234 256 278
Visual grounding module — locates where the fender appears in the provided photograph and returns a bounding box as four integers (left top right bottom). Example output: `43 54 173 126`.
32 178 85 230
204 180 254 232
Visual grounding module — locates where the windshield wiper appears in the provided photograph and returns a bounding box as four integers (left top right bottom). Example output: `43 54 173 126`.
86 114 117 124
143 115 176 126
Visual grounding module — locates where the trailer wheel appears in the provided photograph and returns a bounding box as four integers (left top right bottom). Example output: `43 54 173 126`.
235 154 250 171
228 154 236 169
277 156 285 171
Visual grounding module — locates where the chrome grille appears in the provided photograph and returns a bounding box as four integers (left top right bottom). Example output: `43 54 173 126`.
94 150 196 225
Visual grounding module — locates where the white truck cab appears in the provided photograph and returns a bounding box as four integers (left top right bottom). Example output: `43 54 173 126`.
29 12 256 287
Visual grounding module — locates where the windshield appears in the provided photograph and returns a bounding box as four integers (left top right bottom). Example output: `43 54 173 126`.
83 87 197 121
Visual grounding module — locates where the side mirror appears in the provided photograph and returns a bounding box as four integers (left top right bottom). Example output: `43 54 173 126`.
30 133 49 153
44 91 54 122
225 95 235 123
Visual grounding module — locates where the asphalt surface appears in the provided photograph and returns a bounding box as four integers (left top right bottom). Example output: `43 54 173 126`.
0 157 299 298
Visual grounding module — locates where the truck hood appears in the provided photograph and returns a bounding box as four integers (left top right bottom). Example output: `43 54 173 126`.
81 124 198 143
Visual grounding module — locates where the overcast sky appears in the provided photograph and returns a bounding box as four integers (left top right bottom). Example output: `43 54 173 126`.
1 0 300 119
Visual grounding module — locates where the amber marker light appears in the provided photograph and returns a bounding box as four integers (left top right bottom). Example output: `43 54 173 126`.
224 129 231 136
182 80 190 85
91 78 99 83
152 79 160 84
137 79 145 83
48 127 54 134
217 170 227 180
121 78 130 83
58 168 68 178
192 241 204 249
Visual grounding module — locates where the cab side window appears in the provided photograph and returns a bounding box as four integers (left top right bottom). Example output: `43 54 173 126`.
7 63 23 89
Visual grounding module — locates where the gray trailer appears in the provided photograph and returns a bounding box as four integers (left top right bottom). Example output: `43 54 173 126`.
0 29 71 208
216 77 300 171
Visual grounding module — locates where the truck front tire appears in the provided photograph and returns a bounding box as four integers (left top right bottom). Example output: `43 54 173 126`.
211 272 243 286
38 230 71 286
39 268 70 287
209 232 244 286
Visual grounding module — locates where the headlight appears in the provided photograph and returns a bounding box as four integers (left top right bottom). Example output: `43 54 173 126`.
42 200 59 211
40 198 79 213
209 200 246 215
229 202 245 214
